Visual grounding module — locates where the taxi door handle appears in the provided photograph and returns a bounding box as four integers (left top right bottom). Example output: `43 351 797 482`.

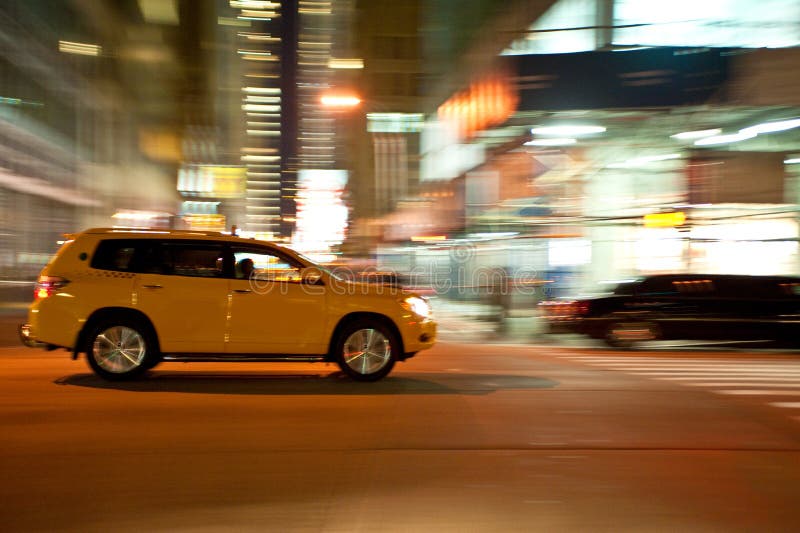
142 284 163 289
233 289 252 294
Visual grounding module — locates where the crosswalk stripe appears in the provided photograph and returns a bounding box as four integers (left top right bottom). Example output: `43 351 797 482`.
629 372 800 383
567 357 790 361
564 361 799 367
555 353 800 420
714 390 800 396
643 376 800 382
589 364 800 370
685 382 800 387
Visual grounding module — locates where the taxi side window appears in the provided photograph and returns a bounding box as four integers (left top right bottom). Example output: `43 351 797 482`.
231 247 302 282
158 242 225 278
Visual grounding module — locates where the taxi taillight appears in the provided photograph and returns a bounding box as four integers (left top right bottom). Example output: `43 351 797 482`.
34 276 69 299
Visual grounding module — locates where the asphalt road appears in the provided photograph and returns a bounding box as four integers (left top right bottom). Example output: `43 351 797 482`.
2 342 800 532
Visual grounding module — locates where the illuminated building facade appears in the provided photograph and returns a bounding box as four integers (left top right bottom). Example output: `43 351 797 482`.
227 0 345 241
224 0 297 238
0 1 185 278
383 0 800 296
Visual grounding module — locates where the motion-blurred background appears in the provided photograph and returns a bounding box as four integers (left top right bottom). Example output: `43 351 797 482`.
3 0 800 340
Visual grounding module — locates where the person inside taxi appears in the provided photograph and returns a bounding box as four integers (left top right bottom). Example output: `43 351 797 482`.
237 258 255 279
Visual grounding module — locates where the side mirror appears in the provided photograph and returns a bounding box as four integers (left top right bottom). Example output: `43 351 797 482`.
300 267 324 286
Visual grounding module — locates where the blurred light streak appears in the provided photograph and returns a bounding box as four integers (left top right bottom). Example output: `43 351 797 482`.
238 32 280 42
245 96 281 103
230 1 279 8
607 153 680 168
240 10 278 19
328 58 364 69
531 125 605 136
242 104 281 112
671 128 721 140
0 168 100 207
411 235 447 242
320 95 361 107
694 131 757 146
58 41 101 56
243 87 281 94
740 118 800 135
218 17 251 26
525 138 576 146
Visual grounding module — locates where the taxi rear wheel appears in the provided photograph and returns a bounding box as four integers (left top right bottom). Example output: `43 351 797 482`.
85 318 158 380
334 319 397 381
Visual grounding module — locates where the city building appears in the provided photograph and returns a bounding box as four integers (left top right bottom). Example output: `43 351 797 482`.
0 1 188 278
379 0 800 298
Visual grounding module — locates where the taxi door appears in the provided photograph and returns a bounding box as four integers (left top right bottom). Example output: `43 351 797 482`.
134 240 229 353
226 245 328 354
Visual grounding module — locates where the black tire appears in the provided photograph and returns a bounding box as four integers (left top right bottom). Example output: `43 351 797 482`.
333 318 398 381
85 317 158 380
604 321 659 349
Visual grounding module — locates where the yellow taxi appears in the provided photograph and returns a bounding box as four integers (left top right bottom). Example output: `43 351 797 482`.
20 228 436 381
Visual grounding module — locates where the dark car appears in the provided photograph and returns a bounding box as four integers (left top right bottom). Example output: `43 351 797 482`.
540 274 800 347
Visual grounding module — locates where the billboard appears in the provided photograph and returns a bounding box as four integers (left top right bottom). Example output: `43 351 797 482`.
178 165 246 198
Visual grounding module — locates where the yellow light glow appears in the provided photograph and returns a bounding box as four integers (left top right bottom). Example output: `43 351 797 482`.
243 87 281 94
238 32 280 42
241 54 279 62
112 210 172 220
328 58 364 69
410 235 447 242
230 1 279 8
643 211 686 228
58 40 101 56
240 9 278 18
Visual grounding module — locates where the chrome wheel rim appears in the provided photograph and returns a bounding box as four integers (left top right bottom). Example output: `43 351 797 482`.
92 326 146 373
343 328 391 375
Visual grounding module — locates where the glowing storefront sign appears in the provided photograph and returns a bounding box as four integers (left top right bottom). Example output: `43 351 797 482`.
292 170 349 254
183 214 227 231
437 68 518 141
178 165 247 198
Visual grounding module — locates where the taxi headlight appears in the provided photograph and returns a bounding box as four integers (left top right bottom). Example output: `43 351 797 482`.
402 296 431 319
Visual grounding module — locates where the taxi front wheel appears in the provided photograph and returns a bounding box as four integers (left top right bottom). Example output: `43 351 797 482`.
85 318 158 380
334 319 397 381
